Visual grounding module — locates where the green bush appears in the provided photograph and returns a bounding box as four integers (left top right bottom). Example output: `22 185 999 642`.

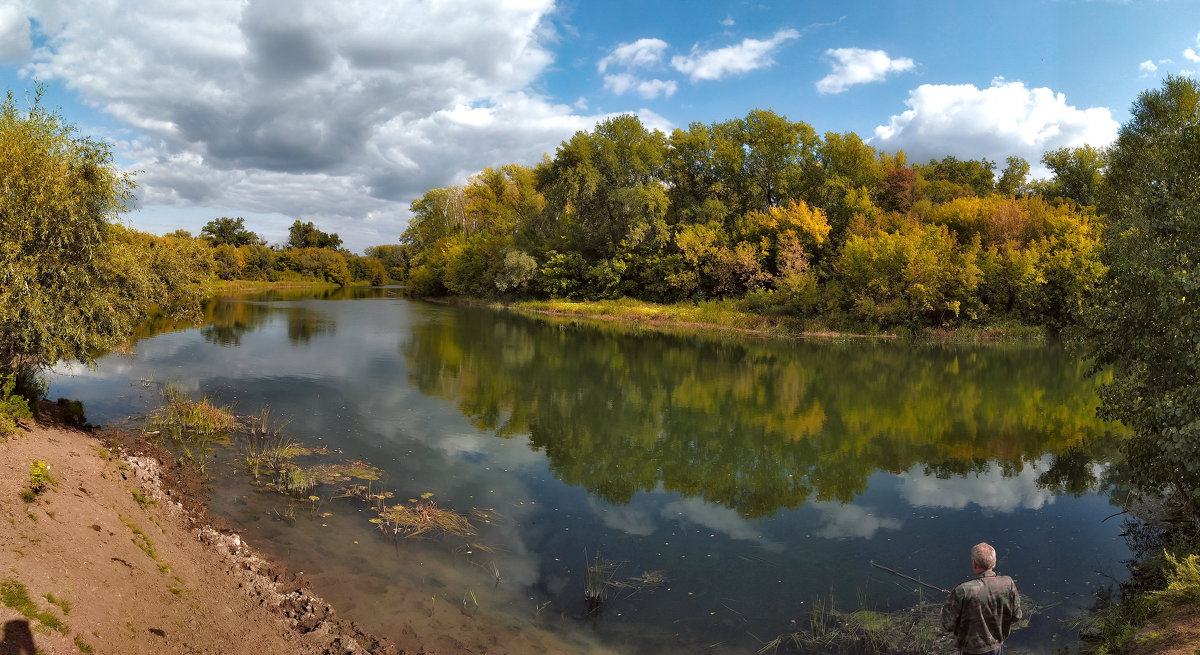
0 374 32 438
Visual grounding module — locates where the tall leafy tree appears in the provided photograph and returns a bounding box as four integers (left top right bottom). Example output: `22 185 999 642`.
1041 145 1107 207
996 156 1031 197
1084 76 1200 513
915 155 996 199
538 114 669 261
201 216 260 246
0 89 201 380
286 220 342 250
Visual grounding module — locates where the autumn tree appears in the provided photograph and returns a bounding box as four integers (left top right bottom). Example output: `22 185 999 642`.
0 89 204 382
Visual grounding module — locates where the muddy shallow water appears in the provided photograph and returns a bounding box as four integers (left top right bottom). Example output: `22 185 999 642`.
50 289 1130 653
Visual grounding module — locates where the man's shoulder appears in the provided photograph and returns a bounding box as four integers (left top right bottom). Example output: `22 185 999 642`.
954 573 1017 596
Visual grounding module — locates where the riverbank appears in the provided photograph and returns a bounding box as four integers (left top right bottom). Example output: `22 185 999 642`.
435 296 1048 344
0 404 399 655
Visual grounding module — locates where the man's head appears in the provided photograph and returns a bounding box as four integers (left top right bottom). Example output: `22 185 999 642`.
971 542 997 573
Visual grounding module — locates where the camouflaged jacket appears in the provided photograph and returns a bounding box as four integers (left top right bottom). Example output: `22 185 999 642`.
940 570 1021 654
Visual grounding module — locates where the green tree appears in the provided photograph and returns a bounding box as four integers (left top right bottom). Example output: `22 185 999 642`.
201 216 259 246
537 114 669 263
996 156 1031 196
286 220 342 250
364 244 410 280
0 89 203 380
1040 145 1107 207
1083 76 1200 513
915 155 996 200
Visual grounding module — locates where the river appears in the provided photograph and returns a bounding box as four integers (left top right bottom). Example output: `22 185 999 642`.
49 288 1129 653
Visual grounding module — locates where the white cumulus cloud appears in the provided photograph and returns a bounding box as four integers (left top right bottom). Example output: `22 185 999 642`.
671 28 799 82
12 0 668 251
604 73 677 99
871 79 1119 173
0 3 32 63
1139 59 1158 73
598 38 677 99
597 37 668 73
1186 32 1200 63
816 47 914 94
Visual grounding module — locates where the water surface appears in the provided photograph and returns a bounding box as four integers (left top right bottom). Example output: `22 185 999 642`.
50 290 1129 653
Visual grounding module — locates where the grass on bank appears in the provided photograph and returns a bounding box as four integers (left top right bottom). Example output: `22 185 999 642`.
211 279 341 294
1078 535 1200 654
0 578 69 636
148 385 238 440
505 297 1047 344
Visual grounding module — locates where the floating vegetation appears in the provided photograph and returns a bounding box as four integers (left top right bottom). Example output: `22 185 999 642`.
279 464 315 496
461 590 480 617
306 461 383 485
758 596 949 655
584 551 619 613
334 483 393 503
241 409 369 497
242 408 300 476
370 494 476 539
159 400 482 548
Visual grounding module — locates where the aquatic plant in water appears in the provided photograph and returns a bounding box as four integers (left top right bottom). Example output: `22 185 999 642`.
370 493 475 539
148 385 237 440
583 551 666 615
147 385 237 473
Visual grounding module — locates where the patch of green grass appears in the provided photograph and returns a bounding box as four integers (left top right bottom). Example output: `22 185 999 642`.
149 385 238 439
74 635 94 653
120 514 169 574
0 579 69 635
131 489 157 508
147 385 237 475
44 593 71 615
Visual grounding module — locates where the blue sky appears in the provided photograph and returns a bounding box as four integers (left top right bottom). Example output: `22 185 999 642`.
1 0 1196 252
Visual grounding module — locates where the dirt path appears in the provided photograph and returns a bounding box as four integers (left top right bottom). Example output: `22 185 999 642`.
0 409 399 655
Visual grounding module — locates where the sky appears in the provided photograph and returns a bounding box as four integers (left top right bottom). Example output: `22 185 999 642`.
2 0 1198 253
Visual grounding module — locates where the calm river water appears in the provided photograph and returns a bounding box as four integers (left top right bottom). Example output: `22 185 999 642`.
49 289 1129 653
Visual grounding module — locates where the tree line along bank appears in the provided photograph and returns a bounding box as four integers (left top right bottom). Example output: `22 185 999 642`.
395 107 1107 333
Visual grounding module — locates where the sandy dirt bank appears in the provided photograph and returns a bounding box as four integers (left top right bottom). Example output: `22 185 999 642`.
0 407 400 655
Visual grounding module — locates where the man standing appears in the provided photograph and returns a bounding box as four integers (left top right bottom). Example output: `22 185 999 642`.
941 542 1022 654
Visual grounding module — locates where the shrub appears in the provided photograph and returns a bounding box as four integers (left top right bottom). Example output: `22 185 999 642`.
0 375 32 438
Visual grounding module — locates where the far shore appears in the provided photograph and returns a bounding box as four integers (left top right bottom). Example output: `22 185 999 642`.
424 295 1050 345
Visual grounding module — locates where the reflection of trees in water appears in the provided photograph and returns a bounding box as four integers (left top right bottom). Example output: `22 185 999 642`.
286 308 335 344
200 299 273 346
129 287 397 348
199 301 337 346
404 308 1122 517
